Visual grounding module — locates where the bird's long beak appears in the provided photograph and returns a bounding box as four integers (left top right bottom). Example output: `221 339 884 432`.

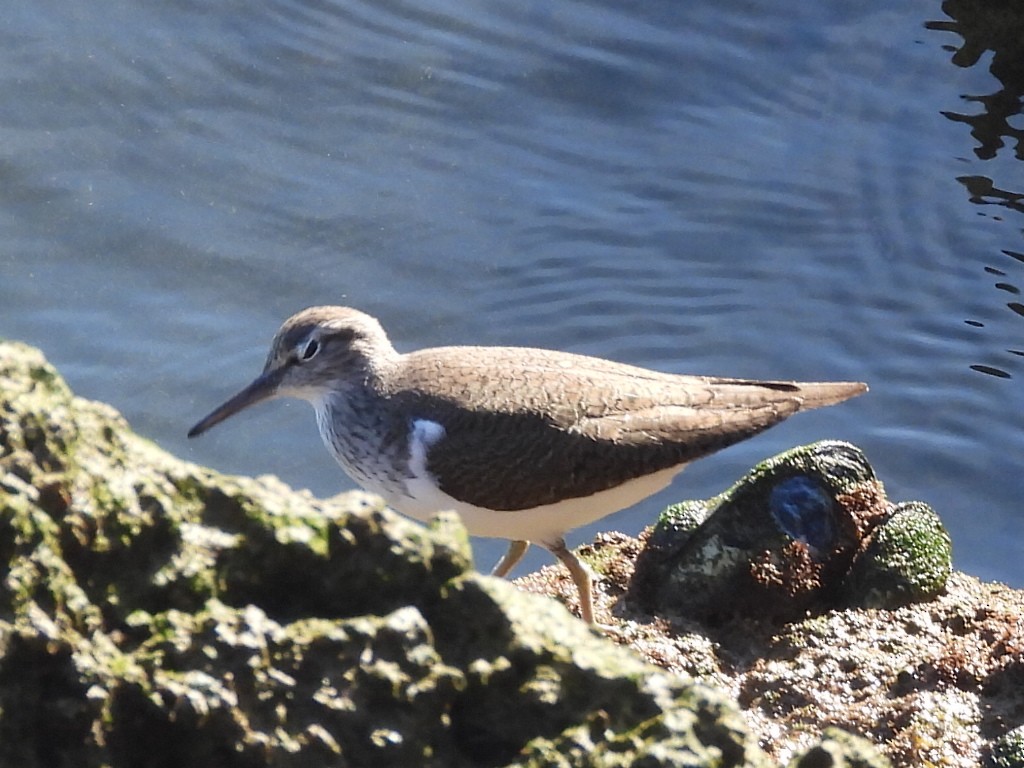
187 367 285 438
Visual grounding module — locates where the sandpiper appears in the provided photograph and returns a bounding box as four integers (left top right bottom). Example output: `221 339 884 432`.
188 306 867 624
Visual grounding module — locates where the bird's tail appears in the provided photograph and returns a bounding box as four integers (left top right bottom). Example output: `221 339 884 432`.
782 380 868 410
704 378 868 411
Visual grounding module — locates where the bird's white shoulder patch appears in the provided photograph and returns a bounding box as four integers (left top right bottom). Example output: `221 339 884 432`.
408 418 446 478
398 418 452 516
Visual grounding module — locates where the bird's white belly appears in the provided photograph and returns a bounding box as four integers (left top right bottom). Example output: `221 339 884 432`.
392 463 685 546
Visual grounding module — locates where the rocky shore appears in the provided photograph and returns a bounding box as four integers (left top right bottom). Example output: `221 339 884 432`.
2 339 1022 767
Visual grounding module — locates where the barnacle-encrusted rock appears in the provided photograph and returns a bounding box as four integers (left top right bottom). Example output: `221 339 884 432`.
631 441 951 622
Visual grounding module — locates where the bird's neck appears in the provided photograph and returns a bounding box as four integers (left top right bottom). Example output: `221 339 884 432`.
311 382 390 475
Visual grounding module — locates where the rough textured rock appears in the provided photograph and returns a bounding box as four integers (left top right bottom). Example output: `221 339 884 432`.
518 538 1024 766
4 339 834 767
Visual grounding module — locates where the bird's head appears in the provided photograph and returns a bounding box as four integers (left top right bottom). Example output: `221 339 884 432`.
187 306 396 438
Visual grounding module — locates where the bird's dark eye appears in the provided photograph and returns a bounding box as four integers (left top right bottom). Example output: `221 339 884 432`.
299 338 320 361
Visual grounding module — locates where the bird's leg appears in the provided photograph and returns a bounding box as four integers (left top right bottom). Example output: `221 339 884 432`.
491 539 529 579
546 538 595 625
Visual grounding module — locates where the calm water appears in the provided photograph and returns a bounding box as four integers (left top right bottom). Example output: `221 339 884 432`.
2 1 1021 585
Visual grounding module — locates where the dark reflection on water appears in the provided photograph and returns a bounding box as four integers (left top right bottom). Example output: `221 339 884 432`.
959 176 1024 215
929 1 1024 379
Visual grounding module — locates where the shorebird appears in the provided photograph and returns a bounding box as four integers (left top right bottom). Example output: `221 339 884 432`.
188 306 866 624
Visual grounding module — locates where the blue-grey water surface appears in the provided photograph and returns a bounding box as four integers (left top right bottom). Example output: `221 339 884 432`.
2 1 1022 584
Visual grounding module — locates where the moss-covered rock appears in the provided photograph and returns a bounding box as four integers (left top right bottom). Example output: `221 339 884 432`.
845 501 952 608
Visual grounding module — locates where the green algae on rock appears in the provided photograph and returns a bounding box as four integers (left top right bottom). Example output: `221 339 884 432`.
631 441 952 622
845 501 952 609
